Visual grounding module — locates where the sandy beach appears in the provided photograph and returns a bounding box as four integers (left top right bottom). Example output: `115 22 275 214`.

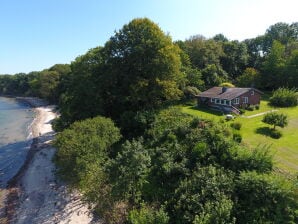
3 98 98 224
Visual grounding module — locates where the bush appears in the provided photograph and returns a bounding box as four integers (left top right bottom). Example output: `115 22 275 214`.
184 86 200 99
54 116 121 185
219 82 235 88
230 122 242 130
234 171 298 223
239 108 245 114
246 105 255 111
233 132 242 143
270 129 282 139
269 88 298 107
128 206 169 224
255 104 260 110
172 166 235 223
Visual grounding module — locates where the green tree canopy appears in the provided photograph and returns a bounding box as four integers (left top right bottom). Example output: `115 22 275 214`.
234 171 298 223
262 40 286 89
102 18 183 119
237 67 261 88
172 166 235 224
262 112 288 130
184 35 224 69
221 40 249 79
58 47 105 125
286 50 298 87
201 64 228 87
263 22 297 53
54 116 121 185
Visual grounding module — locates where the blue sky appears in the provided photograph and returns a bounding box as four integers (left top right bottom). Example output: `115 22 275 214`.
1 0 297 74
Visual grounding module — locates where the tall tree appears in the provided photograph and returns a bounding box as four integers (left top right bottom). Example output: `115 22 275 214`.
243 36 265 69
266 23 295 44
213 33 228 42
184 35 224 69
221 40 249 79
201 64 228 87
102 18 183 119
58 47 105 125
175 41 204 93
262 40 286 89
286 50 298 87
38 70 61 102
237 67 261 88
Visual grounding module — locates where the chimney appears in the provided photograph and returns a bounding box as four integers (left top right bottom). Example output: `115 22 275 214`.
222 87 228 93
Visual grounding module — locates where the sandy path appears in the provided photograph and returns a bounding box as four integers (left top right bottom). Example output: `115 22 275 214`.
9 105 98 224
242 109 279 118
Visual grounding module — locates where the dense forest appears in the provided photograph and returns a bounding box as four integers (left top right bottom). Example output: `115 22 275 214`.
1 18 298 223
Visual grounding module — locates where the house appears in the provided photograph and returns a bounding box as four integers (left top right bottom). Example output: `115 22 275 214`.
197 87 262 114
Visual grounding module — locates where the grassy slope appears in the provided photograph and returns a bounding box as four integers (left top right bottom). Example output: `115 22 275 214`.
181 99 298 174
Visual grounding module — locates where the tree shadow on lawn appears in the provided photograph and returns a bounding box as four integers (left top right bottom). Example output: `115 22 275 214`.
255 127 272 137
189 106 224 116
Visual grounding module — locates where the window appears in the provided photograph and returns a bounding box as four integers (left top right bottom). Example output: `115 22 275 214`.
251 90 254 95
221 100 225 104
215 99 220 104
243 97 248 103
211 98 214 102
234 98 239 104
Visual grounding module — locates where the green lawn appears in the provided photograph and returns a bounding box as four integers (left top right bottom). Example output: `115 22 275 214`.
242 100 273 116
181 105 225 121
181 100 298 174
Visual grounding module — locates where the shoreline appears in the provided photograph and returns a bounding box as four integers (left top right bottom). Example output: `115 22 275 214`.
3 98 51 222
1 97 96 224
7 97 51 187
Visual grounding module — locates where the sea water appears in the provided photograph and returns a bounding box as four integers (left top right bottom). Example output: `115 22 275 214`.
0 97 34 187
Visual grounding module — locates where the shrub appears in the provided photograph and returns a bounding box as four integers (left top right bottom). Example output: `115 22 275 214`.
255 104 260 110
239 108 245 114
52 117 66 132
269 88 298 107
219 82 235 88
270 129 282 139
234 171 298 223
246 105 255 111
233 132 242 143
220 118 227 123
54 116 121 185
230 122 242 130
184 86 200 99
128 206 169 224
172 166 235 223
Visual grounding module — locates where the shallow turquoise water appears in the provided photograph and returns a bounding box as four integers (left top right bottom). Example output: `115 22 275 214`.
0 97 34 187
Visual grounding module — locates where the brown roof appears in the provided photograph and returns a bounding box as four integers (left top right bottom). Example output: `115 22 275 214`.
198 87 262 100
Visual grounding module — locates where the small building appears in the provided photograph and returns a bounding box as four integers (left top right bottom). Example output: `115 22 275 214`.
197 87 262 114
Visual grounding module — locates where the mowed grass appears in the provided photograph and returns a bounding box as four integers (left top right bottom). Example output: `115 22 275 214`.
181 99 298 174
181 105 225 121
